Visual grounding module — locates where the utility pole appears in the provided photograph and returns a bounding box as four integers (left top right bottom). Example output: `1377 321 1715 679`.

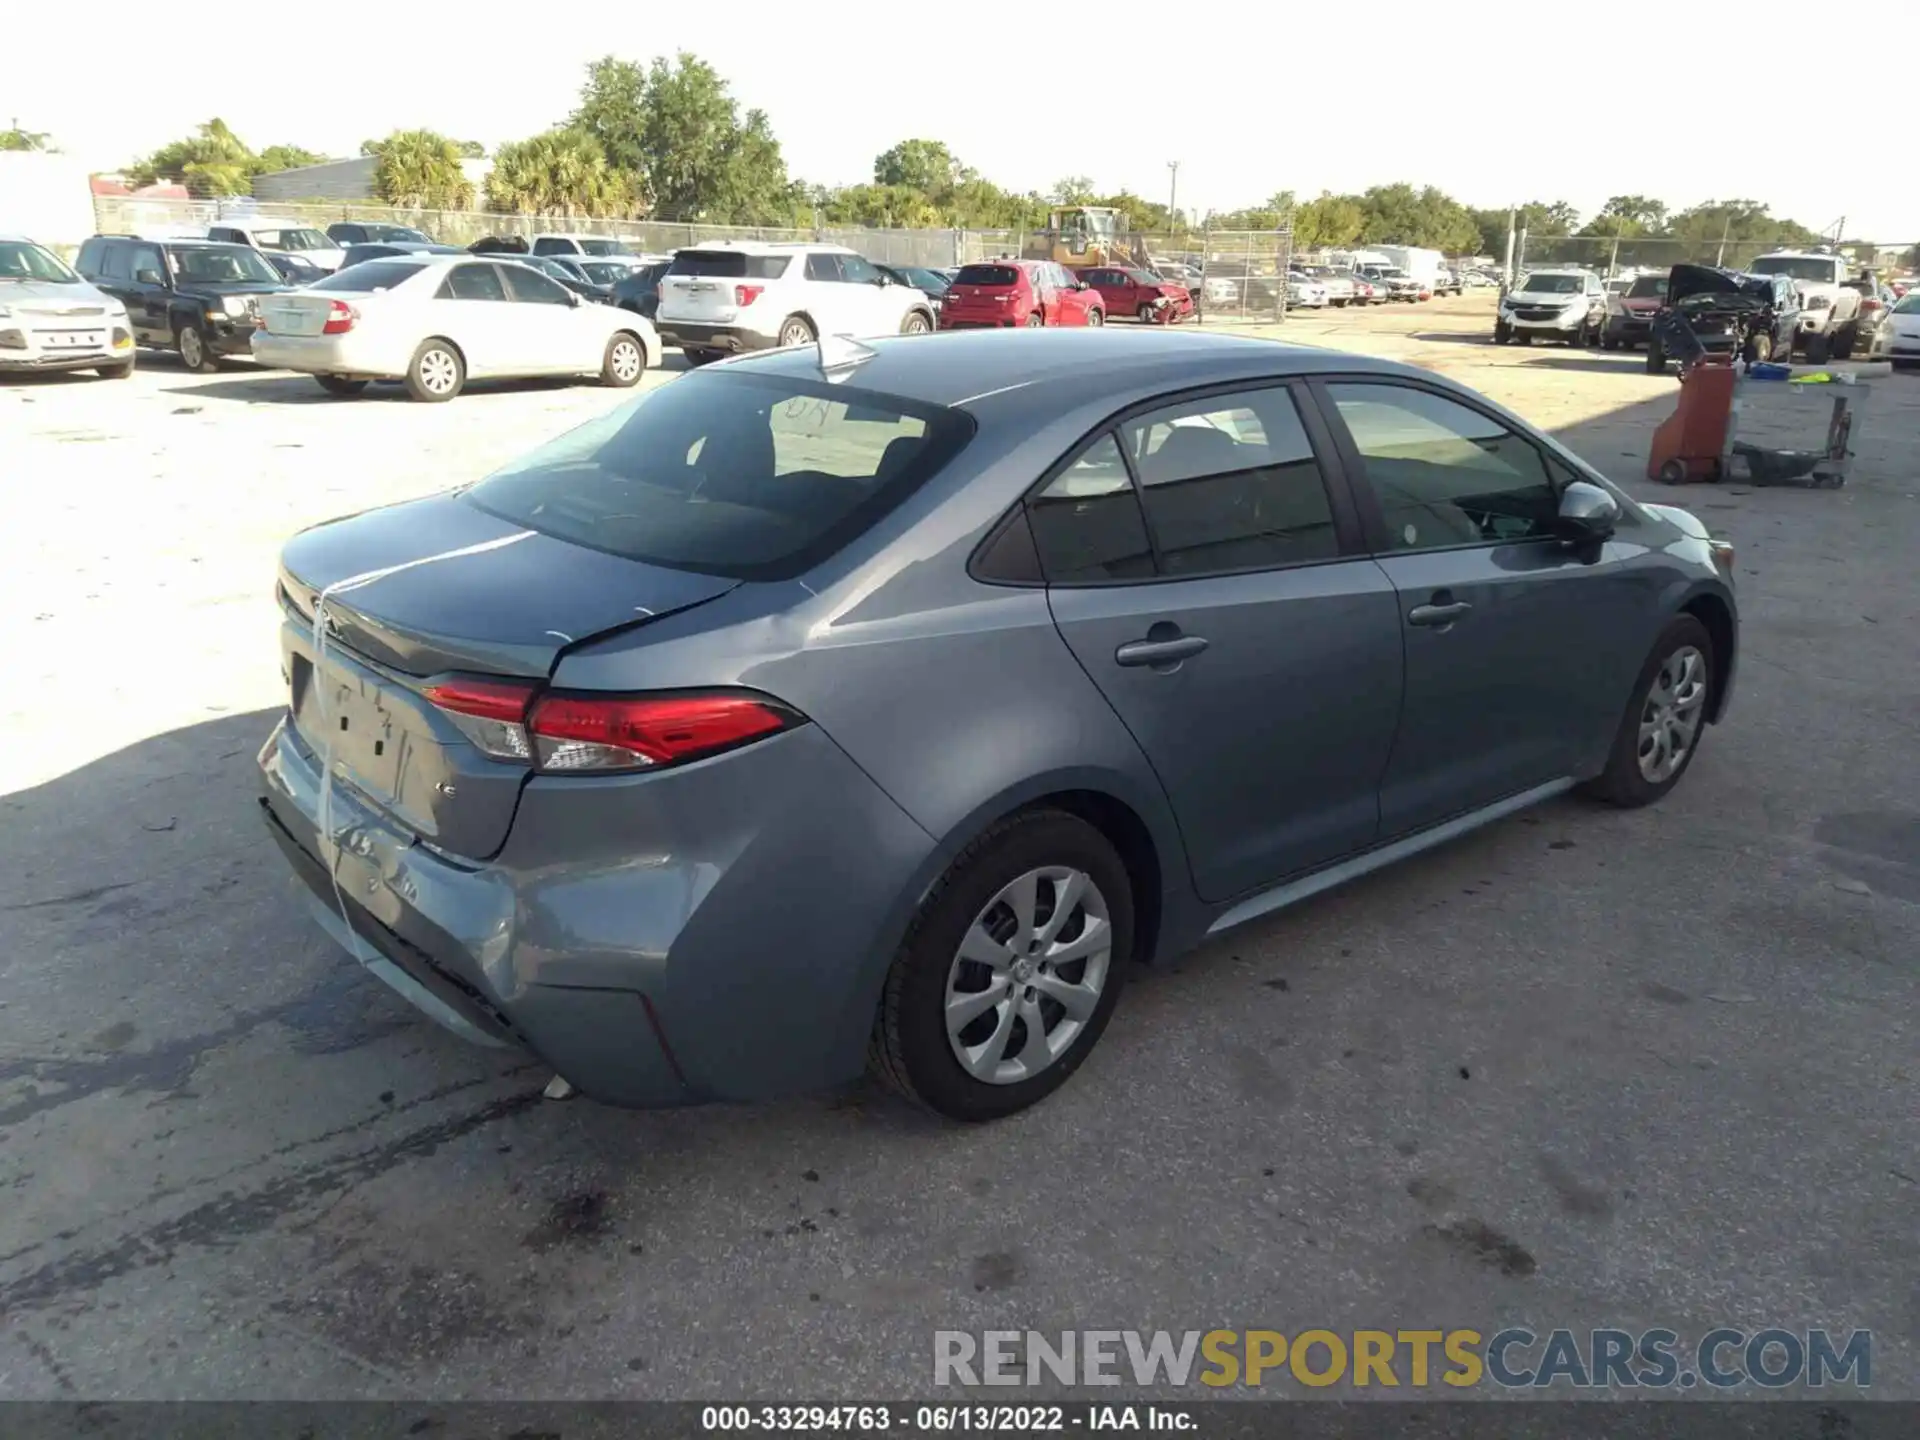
1503 207 1517 284
1716 215 1732 267
1167 161 1180 230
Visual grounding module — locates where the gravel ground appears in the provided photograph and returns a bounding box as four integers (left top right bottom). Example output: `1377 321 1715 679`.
2 296 1915 1403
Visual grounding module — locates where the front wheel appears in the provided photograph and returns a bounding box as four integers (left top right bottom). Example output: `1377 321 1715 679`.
1580 616 1715 808
175 322 218 373
1745 330 1773 364
899 310 931 336
1646 344 1666 374
1601 333 1619 351
870 810 1133 1122
404 339 464 402
315 375 368 397
1086 307 1104 327
1493 320 1511 345
601 332 646 387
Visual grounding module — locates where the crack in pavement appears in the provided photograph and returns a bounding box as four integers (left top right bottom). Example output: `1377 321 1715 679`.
0 1088 544 1316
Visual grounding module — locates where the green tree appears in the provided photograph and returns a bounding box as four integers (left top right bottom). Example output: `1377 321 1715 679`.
570 57 650 177
874 139 960 195
255 144 328 175
129 118 256 197
1293 193 1367 250
2 122 54 152
1662 200 1818 265
365 129 475 210
1049 176 1098 205
486 128 638 218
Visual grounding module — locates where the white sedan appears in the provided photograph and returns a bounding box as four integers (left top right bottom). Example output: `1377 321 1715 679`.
252 254 658 402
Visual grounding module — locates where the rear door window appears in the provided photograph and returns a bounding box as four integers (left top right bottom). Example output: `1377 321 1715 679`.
439 263 509 301
464 372 975 581
100 244 134 282
805 253 842 282
1120 388 1341 575
1028 435 1155 585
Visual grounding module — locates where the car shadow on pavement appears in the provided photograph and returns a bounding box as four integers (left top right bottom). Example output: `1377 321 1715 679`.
1412 331 1502 345
161 358 691 406
1521 354 1658 375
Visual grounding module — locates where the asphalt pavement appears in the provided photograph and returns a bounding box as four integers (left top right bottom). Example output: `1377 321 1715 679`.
2 297 1915 1402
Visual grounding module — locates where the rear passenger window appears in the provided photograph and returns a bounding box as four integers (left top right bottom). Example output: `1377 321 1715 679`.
439 264 507 301
1120 389 1340 575
1028 435 1155 585
806 253 841 282
503 265 572 305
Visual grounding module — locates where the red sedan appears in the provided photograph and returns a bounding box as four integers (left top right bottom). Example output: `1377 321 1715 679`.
1070 265 1194 323
938 259 1105 329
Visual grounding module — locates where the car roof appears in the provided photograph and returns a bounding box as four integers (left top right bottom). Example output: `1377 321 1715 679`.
714 328 1419 409
679 240 855 256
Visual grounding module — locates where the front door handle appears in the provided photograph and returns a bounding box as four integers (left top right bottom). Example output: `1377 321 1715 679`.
1115 634 1210 668
1408 600 1472 627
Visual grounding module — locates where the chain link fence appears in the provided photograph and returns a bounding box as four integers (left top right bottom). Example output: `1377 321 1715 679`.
91 196 963 268
954 226 1294 322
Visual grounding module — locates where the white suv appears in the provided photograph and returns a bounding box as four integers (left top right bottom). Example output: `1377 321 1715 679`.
1749 251 1862 358
655 242 938 362
529 233 637 259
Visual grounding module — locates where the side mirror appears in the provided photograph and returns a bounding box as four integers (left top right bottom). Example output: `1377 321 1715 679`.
1555 480 1620 545
874 272 893 286
565 289 582 307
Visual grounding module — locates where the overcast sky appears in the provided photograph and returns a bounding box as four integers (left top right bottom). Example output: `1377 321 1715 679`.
10 1 1898 238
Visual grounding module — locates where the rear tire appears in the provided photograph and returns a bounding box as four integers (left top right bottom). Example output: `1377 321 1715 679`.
1024 311 1044 328
1646 343 1666 374
869 809 1133 1122
601 331 646 387
683 348 720 366
404 338 464 402
315 375 368 397
1579 616 1715 809
777 315 816 348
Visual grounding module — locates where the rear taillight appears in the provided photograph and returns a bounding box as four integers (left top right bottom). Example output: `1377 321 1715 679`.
424 679 800 773
321 300 358 335
734 284 764 306
529 691 798 772
424 678 537 761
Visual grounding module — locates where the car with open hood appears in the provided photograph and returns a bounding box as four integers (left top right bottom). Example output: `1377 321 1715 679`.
1645 264 1799 374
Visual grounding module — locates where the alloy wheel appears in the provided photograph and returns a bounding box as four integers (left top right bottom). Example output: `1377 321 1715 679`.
944 866 1112 1086
1637 644 1708 783
178 327 204 369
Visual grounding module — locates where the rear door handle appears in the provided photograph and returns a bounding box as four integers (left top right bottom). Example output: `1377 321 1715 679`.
1408 601 1472 627
1115 635 1210 668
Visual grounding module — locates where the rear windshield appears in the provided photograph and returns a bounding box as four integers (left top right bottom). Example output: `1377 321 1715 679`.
577 261 629 284
310 260 427 292
955 264 1019 286
578 239 626 256
669 250 789 280
1626 275 1668 299
464 372 976 581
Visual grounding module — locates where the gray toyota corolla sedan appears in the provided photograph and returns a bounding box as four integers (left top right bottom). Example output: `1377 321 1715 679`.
259 328 1737 1121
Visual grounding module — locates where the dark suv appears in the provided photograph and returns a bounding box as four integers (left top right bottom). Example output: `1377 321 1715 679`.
74 235 289 372
1646 264 1801 374
326 222 435 247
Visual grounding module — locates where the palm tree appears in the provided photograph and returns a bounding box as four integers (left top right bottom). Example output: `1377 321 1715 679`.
2 121 54 152
368 130 474 211
485 129 638 219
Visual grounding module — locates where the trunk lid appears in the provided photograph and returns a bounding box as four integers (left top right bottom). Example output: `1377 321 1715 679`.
259 292 343 336
277 493 739 858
